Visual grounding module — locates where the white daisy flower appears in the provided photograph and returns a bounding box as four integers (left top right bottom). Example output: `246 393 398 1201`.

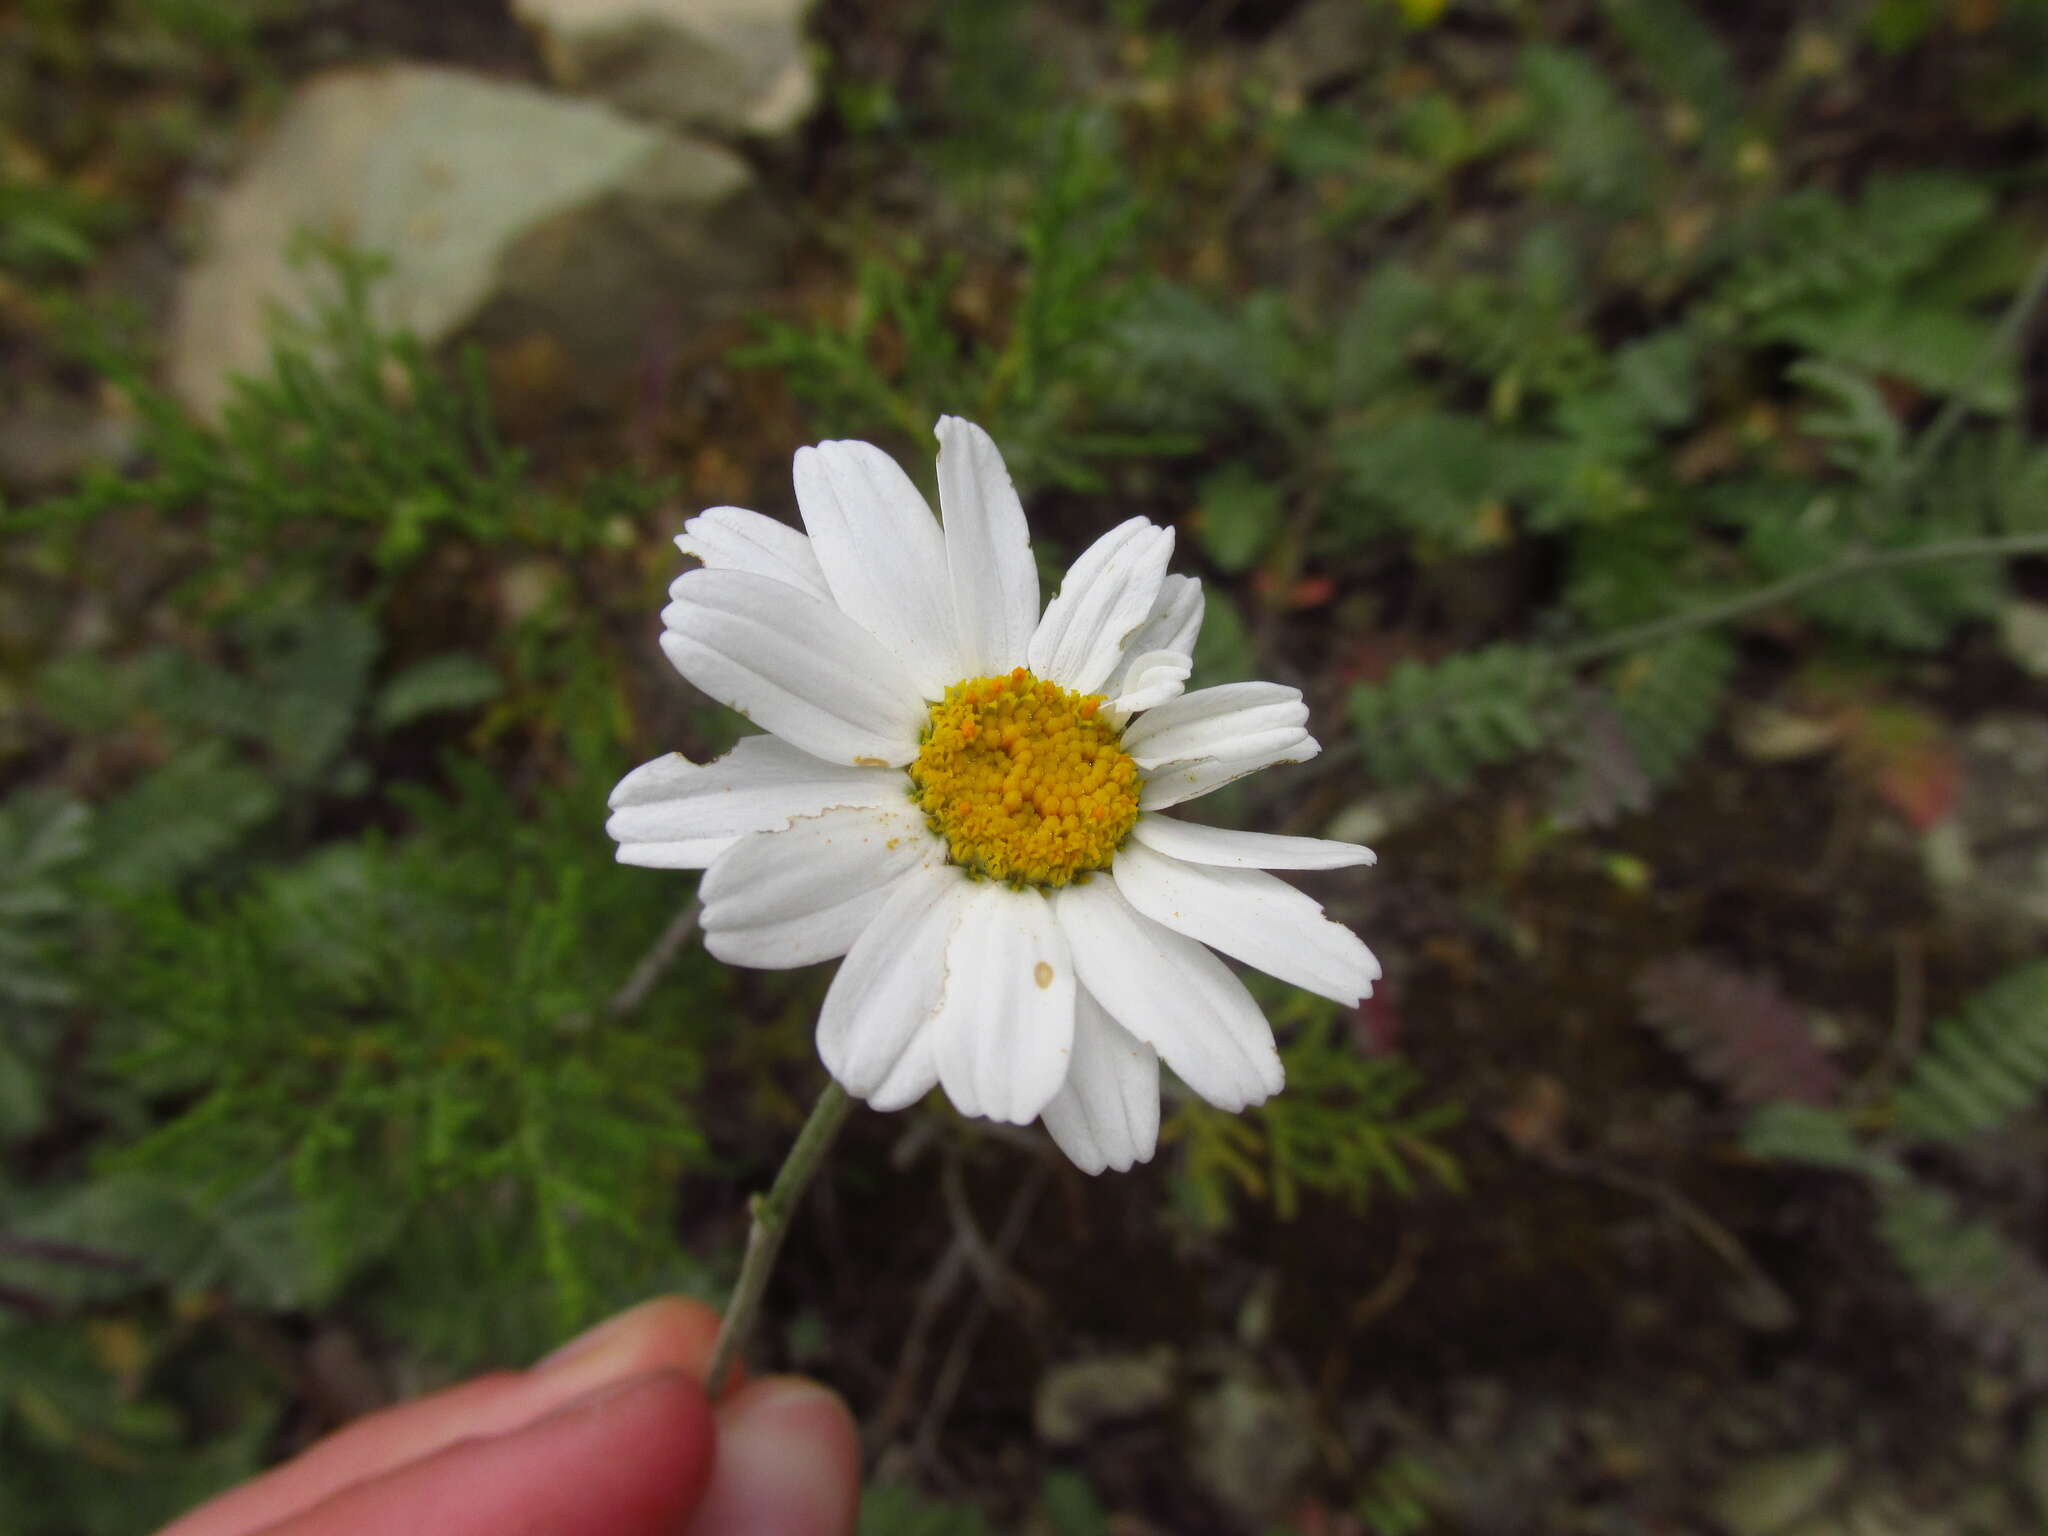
608 417 1381 1175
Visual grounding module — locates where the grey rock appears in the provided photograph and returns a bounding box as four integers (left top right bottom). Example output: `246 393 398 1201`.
0 398 136 494
169 64 784 420
1925 714 2048 948
1186 1373 1317 1526
511 0 816 137
1711 1447 1851 1536
2001 600 2048 679
1034 1348 1175 1447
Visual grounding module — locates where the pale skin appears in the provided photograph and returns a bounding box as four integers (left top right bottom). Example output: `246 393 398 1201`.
157 1297 862 1536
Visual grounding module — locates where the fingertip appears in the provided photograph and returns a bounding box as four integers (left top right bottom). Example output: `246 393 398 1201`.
535 1295 728 1395
686 1377 862 1536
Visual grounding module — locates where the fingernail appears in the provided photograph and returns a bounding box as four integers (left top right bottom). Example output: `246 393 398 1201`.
687 1379 860 1536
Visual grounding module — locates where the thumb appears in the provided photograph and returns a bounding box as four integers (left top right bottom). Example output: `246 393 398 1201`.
686 1376 862 1536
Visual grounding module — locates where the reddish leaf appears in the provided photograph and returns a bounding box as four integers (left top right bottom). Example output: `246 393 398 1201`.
1634 954 1843 1107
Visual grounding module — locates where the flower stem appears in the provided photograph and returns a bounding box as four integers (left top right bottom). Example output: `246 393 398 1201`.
703 1079 856 1399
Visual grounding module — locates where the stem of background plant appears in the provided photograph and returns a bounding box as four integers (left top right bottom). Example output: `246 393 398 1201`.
1896 239 2048 496
702 1079 855 1398
1559 531 2048 667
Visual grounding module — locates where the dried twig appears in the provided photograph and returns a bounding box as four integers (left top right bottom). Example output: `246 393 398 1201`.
909 1163 1052 1469
607 897 701 1019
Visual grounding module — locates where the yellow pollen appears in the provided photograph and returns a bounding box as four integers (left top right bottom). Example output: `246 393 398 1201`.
907 669 1141 888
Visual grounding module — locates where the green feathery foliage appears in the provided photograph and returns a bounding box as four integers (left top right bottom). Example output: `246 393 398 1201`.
61 769 716 1363
1717 174 2013 409
15 245 649 568
1891 961 2048 1142
1745 960 2048 1383
1355 1453 1443 1536
0 796 89 1142
1874 1171 2048 1388
1349 646 1569 790
1740 1103 1874 1176
742 114 1178 492
1602 633 1737 790
857 1484 998 1536
1168 1003 1461 1232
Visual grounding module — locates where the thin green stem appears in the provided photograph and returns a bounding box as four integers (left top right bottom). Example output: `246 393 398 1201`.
1897 238 2048 497
1557 236 2048 671
703 1079 855 1399
1559 532 2048 667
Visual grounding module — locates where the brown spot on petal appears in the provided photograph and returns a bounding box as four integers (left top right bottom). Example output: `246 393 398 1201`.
1034 961 1055 989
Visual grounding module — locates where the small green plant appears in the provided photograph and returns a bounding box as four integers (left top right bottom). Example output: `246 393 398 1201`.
16 244 645 569
742 114 1185 493
1744 962 2048 1385
1169 1003 1461 1232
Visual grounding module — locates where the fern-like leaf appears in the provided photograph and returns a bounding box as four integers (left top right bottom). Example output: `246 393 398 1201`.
1167 1007 1460 1230
1549 688 1653 829
1635 954 1843 1106
1349 644 1570 789
1876 1172 2048 1387
1741 1102 1873 1173
1892 961 2048 1141
1604 631 1736 789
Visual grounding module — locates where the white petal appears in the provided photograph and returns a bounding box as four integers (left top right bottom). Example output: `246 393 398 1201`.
937 416 1039 676
661 568 929 765
1053 877 1282 1112
1122 682 1309 766
616 836 735 870
1041 988 1160 1175
793 440 963 696
817 863 976 1103
1106 574 1204 696
1105 649 1191 722
674 506 830 602
1132 816 1375 871
1113 842 1380 1006
869 1026 939 1112
699 806 942 969
1137 735 1322 810
606 737 905 855
1124 683 1321 811
1027 518 1174 695
931 884 1076 1125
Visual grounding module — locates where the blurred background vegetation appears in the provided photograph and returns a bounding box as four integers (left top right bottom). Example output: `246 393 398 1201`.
4 0 2048 1530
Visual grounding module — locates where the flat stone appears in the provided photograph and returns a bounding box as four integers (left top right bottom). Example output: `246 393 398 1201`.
1925 714 2048 948
1186 1373 1317 1525
170 64 784 420
1033 1348 1176 1447
1711 1447 1851 1536
511 0 816 137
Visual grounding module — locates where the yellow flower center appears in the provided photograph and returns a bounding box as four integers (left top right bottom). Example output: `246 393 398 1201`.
908 667 1140 888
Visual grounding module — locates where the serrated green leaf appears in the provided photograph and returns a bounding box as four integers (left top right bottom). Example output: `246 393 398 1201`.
87 745 278 893
1894 961 2048 1141
1194 463 1283 573
375 653 503 730
0 1036 47 1140
1333 263 1436 407
1350 645 1570 788
1741 1103 1873 1173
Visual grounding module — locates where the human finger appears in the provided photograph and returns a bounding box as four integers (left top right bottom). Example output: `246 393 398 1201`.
684 1375 862 1536
160 1296 724 1536
250 1371 712 1536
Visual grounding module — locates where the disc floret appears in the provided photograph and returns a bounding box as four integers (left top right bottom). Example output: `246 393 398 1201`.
908 667 1140 888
